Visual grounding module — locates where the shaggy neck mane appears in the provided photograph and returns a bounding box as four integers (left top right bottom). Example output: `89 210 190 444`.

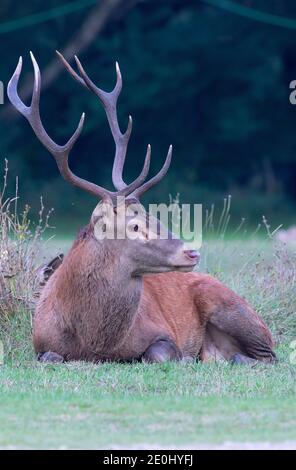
55 224 142 356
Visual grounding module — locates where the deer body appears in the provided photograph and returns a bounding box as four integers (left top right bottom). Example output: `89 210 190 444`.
8 52 276 364
33 224 274 363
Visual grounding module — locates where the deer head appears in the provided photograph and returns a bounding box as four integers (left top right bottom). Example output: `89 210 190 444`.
7 52 199 276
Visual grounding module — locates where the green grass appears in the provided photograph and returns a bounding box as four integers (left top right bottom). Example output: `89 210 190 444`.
1 237 296 449
1 346 296 449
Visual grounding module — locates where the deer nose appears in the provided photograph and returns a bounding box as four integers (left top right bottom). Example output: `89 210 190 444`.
184 249 200 262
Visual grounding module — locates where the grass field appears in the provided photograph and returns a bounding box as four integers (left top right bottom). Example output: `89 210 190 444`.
1 235 296 449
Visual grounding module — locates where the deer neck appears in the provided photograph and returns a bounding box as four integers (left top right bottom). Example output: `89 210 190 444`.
57 229 142 354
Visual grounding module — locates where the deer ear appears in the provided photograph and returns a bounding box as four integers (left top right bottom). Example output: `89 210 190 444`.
91 200 108 223
91 203 102 227
35 254 64 287
92 215 101 226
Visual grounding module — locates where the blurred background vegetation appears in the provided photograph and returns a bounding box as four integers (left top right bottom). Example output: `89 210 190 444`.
0 0 296 233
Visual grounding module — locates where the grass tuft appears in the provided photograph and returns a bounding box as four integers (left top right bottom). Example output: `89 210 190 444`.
0 160 51 362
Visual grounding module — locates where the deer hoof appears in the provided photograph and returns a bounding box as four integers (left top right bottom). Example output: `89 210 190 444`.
37 351 64 363
230 353 258 366
142 337 182 363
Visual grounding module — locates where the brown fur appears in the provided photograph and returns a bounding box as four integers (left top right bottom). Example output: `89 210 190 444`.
34 224 275 363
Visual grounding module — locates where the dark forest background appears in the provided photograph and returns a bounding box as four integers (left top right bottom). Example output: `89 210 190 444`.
0 0 296 232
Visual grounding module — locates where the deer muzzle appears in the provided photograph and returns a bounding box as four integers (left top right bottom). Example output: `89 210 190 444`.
169 246 200 272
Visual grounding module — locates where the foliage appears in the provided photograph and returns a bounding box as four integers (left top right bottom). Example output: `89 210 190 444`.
0 161 51 324
0 1 296 224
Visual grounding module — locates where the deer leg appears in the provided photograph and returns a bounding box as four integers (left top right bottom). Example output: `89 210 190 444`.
37 351 64 363
200 305 276 364
142 337 182 363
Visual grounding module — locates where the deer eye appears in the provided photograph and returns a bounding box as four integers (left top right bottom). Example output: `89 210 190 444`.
102 223 106 232
134 224 139 232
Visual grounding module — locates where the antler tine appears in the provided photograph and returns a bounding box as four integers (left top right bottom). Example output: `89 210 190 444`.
57 52 150 193
56 50 88 90
131 145 173 200
75 56 136 191
57 52 173 200
7 52 122 200
7 57 28 116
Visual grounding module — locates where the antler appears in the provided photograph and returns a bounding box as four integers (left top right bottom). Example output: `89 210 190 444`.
7 52 151 201
56 52 172 199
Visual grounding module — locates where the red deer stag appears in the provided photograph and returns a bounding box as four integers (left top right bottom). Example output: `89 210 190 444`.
7 52 276 364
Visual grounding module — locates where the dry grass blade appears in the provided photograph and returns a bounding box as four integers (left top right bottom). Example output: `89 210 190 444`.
0 160 52 321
